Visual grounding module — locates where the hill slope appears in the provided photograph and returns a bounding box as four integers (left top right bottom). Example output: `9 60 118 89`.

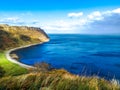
0 24 49 50
0 69 119 90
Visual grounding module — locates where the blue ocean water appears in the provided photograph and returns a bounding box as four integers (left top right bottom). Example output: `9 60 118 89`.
14 34 120 80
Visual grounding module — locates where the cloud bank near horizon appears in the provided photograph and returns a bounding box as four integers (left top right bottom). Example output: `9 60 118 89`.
41 8 120 34
0 8 120 34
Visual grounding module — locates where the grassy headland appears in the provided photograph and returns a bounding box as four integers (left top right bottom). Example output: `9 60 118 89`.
0 24 49 51
0 24 49 76
0 24 119 90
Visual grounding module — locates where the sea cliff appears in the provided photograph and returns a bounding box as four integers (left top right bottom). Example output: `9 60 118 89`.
0 24 49 50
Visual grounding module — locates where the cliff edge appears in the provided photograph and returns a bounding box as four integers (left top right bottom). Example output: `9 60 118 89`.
0 24 49 50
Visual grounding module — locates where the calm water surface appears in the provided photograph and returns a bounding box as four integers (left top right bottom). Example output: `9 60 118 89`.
14 34 120 80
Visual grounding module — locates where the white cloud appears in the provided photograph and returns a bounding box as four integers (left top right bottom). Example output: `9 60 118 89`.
0 17 40 26
86 8 120 22
56 11 104 32
87 11 103 21
42 20 74 31
44 8 120 34
81 8 120 34
5 17 19 21
112 8 120 14
0 17 19 22
0 17 25 25
68 12 83 18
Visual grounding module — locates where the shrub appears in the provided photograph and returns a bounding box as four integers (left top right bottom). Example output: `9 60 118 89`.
34 62 53 72
20 35 31 41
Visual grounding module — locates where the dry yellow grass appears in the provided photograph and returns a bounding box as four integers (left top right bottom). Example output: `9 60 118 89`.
0 69 119 90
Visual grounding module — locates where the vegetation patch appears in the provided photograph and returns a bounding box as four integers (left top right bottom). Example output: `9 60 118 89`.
20 34 31 41
0 52 28 76
0 70 119 90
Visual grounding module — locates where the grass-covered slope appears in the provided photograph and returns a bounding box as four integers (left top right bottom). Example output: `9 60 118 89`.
0 52 28 76
0 24 49 50
0 70 119 90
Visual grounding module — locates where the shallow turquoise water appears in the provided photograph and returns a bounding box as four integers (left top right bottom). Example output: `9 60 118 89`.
14 34 120 80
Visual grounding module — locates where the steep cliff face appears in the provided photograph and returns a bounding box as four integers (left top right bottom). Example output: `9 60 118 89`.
0 24 49 50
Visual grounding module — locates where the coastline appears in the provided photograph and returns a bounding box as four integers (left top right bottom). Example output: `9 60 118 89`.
6 42 44 69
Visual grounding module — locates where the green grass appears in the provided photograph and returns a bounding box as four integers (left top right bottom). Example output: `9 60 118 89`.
0 51 28 76
0 70 119 90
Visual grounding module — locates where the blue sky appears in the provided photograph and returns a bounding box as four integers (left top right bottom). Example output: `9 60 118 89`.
0 0 119 11
0 0 120 34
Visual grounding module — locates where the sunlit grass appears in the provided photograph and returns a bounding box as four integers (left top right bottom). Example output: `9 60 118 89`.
0 52 28 76
0 69 119 90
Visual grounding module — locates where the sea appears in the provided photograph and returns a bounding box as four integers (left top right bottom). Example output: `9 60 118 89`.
14 34 120 80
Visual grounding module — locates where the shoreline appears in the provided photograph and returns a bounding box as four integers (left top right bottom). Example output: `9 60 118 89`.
6 42 44 69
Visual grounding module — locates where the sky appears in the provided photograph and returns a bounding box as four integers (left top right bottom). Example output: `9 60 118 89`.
0 0 120 34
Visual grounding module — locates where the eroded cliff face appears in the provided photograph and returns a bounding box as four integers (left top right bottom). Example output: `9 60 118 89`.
0 24 49 50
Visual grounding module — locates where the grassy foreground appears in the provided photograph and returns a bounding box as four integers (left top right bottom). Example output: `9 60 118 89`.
0 52 28 76
0 70 119 90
